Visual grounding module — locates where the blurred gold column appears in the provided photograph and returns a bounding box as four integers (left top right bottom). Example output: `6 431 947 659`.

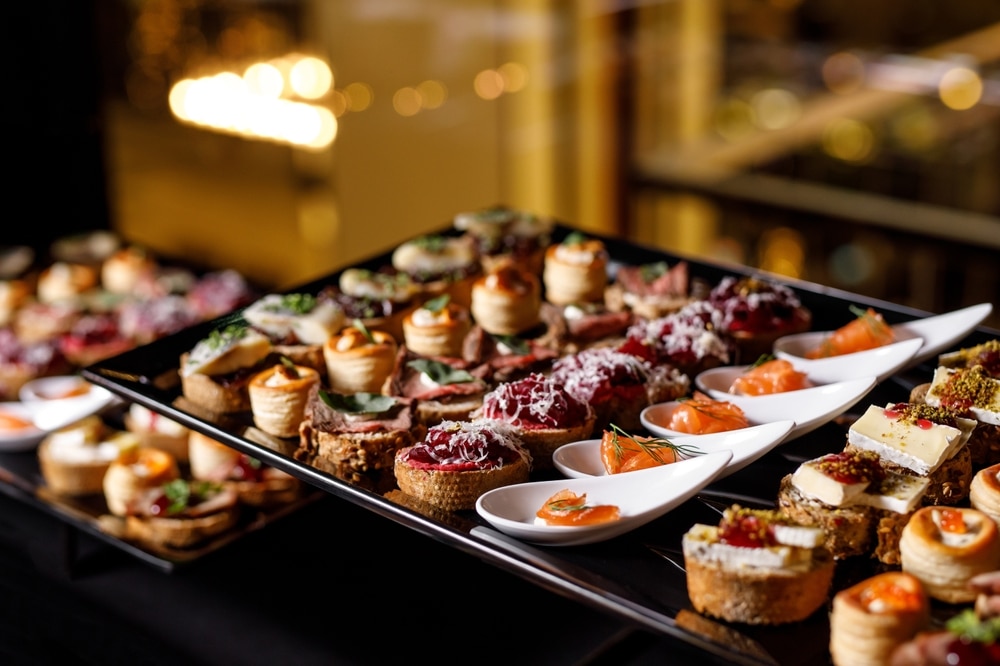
632 0 723 256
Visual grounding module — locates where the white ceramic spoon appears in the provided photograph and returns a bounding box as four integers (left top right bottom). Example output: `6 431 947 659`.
773 302 992 372
0 401 47 453
553 420 794 480
475 450 732 547
29 382 118 432
692 372 877 439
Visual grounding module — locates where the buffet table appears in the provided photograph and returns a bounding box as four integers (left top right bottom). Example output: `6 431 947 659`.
3 223 997 665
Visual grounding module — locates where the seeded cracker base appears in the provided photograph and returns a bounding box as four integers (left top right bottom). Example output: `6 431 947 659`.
394 456 530 512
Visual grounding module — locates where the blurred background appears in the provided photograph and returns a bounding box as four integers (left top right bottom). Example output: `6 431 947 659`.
17 0 1000 326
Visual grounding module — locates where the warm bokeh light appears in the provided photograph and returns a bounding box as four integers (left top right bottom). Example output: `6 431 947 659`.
890 105 938 154
498 62 528 93
344 82 374 112
169 73 337 150
822 118 876 163
329 89 349 117
751 88 801 130
939 67 982 110
417 80 447 109
290 56 333 100
393 86 422 116
244 62 284 98
829 242 877 287
758 227 805 278
713 97 756 142
474 69 504 100
821 52 866 95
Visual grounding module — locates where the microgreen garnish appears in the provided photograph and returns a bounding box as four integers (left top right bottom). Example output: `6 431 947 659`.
407 359 474 385
353 318 376 343
161 479 219 515
319 390 397 414
422 294 450 313
279 293 316 314
562 231 587 246
639 261 669 283
946 608 1000 644
608 423 702 466
413 235 447 253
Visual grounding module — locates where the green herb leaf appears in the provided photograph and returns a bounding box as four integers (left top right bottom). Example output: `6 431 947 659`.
407 359 474 385
748 353 776 369
562 231 587 246
491 334 529 355
162 478 192 515
639 261 669 283
421 294 450 313
319 390 397 414
352 318 375 343
279 356 301 378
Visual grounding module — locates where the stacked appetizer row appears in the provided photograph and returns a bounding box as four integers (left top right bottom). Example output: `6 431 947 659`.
171 207 818 513
0 230 258 401
679 338 1000 664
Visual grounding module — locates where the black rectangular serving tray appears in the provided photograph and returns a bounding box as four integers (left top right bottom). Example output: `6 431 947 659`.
81 224 999 664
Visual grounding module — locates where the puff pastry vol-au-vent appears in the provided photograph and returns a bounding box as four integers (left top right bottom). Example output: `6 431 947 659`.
970 463 1000 525
470 262 541 337
401 294 472 359
542 233 609 306
38 415 136 497
323 324 398 395
828 571 930 666
103 446 181 517
899 506 1000 603
248 361 321 439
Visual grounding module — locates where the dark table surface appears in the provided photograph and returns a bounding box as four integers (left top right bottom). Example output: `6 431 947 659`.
0 487 737 666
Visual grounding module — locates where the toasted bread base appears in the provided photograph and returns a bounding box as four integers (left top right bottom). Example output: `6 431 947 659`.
516 419 595 470
37 439 112 496
685 551 835 625
394 456 529 512
123 507 240 549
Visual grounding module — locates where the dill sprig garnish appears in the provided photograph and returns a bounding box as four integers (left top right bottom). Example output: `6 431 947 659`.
607 423 703 466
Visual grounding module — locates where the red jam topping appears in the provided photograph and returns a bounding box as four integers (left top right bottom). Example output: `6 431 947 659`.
479 373 593 429
717 506 785 549
883 402 960 429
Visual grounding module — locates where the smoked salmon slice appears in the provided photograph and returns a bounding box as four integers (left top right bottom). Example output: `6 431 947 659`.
729 358 810 396
806 306 895 359
667 391 749 434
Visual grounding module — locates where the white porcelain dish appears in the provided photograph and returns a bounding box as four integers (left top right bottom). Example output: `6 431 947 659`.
0 402 47 453
553 420 794 481
12 376 118 439
475 450 732 547
692 373 877 439
773 302 992 372
772 336 923 384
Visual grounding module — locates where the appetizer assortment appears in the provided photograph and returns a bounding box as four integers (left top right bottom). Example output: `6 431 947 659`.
9 210 998 661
